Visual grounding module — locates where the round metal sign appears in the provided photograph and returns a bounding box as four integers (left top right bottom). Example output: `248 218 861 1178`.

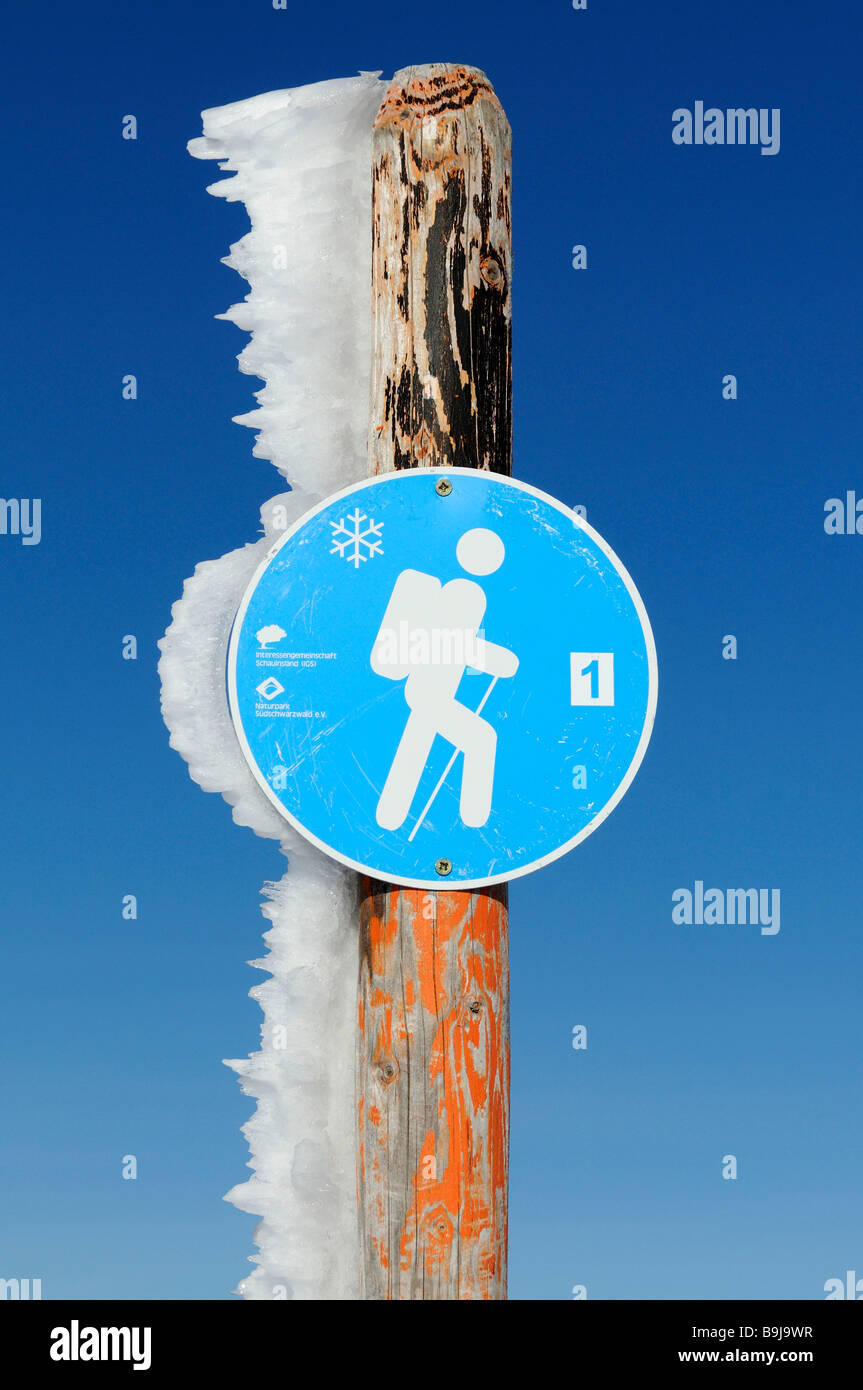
228 468 657 889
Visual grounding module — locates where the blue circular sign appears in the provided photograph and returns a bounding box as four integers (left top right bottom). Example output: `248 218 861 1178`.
228 469 657 889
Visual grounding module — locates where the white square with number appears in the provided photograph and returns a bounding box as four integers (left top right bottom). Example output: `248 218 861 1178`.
570 652 614 706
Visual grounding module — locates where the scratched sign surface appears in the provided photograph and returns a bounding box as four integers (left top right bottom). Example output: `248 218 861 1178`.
228 468 657 889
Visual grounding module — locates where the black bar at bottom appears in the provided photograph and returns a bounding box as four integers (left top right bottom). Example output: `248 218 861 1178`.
6 1298 861 1374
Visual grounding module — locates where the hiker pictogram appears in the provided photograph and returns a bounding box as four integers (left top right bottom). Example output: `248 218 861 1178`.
370 528 519 833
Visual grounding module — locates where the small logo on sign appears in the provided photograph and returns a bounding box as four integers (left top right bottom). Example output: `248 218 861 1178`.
256 677 285 701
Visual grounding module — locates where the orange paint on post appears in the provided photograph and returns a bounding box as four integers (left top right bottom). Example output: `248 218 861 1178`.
358 881 509 1299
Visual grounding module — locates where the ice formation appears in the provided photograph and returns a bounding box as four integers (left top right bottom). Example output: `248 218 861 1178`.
158 72 387 1299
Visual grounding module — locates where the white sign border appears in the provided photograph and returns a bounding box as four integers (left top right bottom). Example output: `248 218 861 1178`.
227 467 659 890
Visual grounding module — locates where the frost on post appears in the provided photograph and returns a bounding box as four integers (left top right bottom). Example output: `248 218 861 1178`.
157 72 386 1301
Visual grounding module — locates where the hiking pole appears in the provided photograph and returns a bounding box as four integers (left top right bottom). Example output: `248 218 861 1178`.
407 675 500 842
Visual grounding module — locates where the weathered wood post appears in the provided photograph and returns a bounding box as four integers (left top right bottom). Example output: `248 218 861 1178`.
357 63 513 1300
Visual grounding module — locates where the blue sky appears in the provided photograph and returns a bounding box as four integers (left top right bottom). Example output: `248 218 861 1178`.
1 0 861 1299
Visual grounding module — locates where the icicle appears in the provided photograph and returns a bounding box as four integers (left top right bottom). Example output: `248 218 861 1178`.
158 72 386 1299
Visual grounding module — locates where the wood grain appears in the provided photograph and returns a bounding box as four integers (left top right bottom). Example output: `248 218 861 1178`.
357 882 509 1299
368 63 512 477
358 63 513 1301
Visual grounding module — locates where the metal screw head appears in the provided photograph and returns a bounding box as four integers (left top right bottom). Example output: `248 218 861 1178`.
435 857 453 877
435 477 453 497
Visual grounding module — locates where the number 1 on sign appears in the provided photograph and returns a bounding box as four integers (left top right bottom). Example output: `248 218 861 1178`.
581 658 600 699
570 652 614 706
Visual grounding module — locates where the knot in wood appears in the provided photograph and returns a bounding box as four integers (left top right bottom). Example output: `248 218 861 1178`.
467 998 483 1015
375 1058 399 1086
480 255 505 290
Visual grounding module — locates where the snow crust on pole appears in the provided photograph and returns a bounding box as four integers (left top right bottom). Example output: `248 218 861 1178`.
158 72 386 1300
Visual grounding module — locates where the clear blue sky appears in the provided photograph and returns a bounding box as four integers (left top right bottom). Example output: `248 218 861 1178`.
1 0 861 1299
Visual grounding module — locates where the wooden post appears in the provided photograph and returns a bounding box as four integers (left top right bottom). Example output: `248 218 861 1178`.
357 63 512 1301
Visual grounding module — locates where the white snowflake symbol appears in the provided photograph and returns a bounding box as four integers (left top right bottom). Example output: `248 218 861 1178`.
330 509 384 568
